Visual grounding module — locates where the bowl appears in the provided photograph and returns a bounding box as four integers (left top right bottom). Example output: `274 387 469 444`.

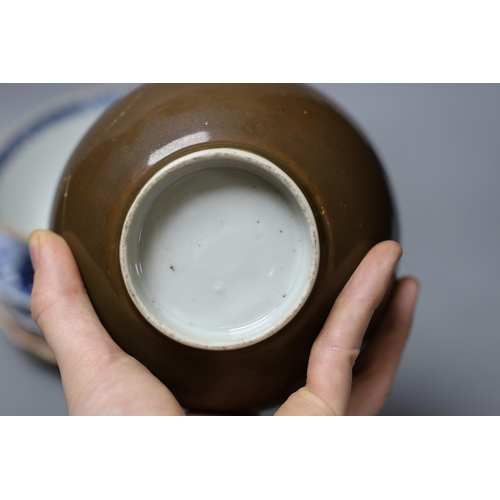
0 86 128 361
51 83 397 412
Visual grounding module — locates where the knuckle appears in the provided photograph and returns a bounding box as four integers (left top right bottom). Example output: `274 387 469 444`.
30 289 57 326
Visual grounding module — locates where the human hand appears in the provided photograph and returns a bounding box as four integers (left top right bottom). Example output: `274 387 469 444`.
29 230 418 416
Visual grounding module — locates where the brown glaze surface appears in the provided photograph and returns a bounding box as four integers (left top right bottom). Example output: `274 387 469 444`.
51 84 396 412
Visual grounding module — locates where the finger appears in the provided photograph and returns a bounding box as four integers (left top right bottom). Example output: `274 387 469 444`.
347 277 419 415
29 230 124 389
305 241 402 415
276 240 402 416
29 230 186 416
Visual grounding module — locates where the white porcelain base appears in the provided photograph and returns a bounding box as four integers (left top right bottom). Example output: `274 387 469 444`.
120 148 319 350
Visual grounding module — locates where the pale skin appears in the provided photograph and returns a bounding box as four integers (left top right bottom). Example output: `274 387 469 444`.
29 230 419 416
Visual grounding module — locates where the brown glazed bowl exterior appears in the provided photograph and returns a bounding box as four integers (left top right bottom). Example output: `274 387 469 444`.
51 84 396 413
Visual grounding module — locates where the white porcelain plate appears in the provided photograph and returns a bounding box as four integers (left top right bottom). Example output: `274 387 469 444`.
0 88 125 341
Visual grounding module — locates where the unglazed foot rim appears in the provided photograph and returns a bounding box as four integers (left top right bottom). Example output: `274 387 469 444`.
120 148 320 350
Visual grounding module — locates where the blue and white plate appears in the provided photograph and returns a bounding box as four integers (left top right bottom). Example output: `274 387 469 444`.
0 86 129 358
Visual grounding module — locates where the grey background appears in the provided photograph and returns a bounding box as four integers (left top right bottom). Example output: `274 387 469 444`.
0 83 498 416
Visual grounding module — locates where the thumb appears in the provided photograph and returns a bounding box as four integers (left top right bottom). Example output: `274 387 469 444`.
29 230 124 387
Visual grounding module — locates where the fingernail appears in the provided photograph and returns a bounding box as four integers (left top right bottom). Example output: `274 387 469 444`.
29 233 40 271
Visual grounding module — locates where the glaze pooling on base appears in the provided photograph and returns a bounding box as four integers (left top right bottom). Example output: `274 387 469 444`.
120 148 319 350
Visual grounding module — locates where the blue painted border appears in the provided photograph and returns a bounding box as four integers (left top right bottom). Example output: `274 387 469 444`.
0 92 121 176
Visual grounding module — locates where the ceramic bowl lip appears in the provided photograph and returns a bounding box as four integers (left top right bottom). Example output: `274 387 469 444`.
0 84 132 243
120 147 320 351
